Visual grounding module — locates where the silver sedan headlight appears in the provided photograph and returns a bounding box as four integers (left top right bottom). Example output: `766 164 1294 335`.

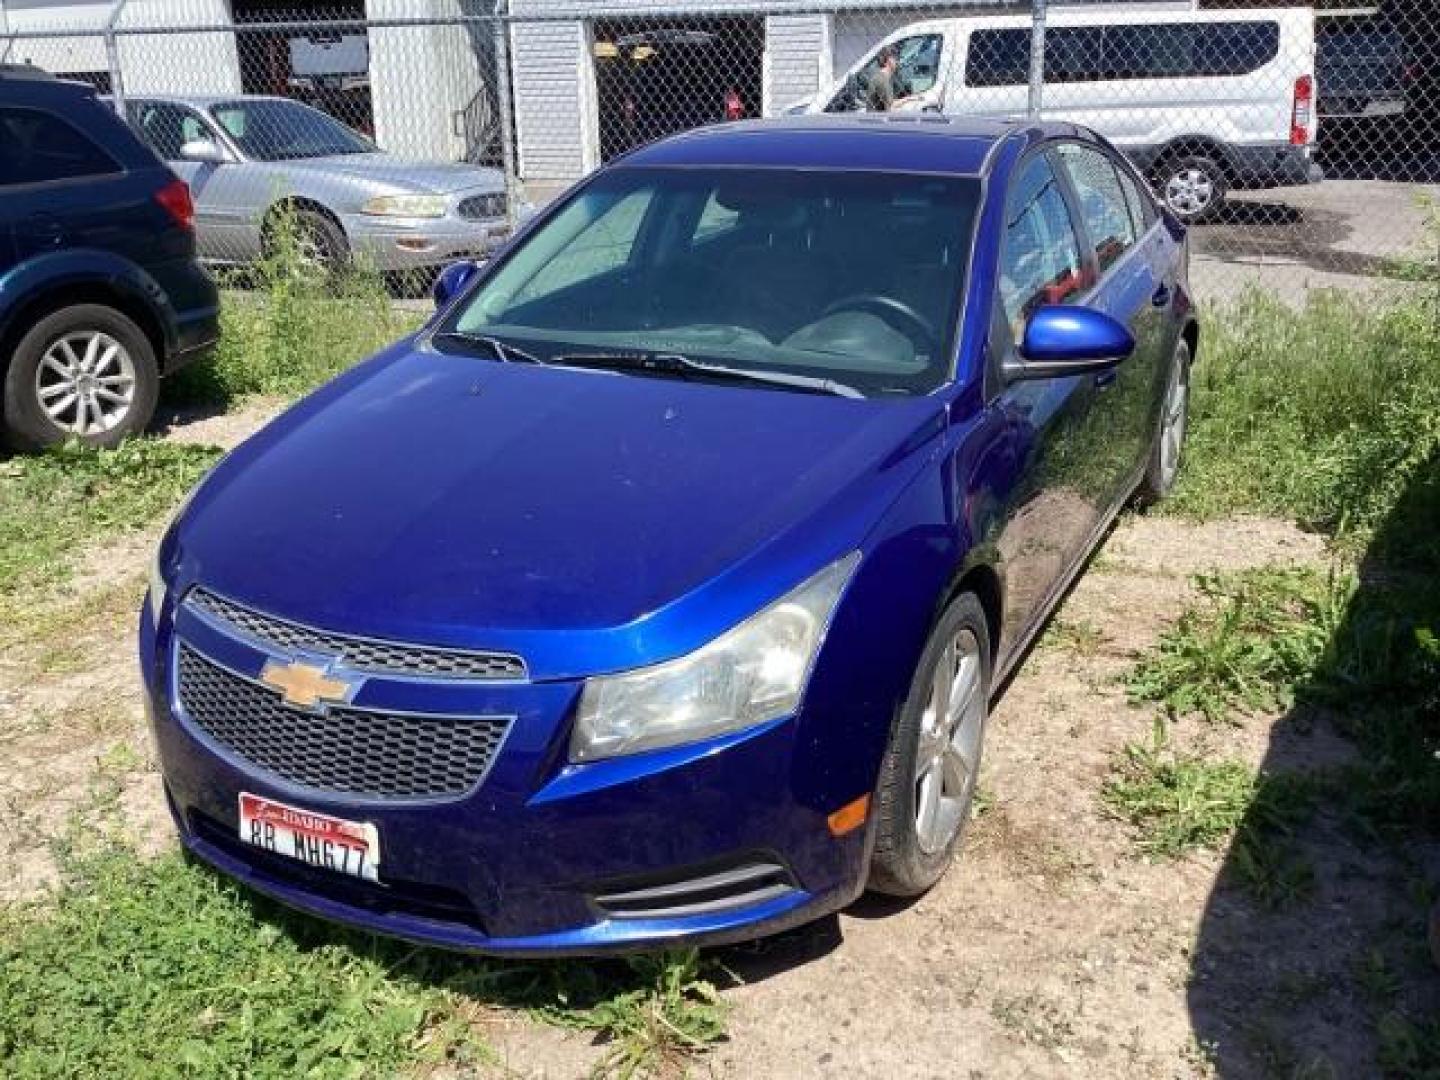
360 194 448 219
570 553 860 762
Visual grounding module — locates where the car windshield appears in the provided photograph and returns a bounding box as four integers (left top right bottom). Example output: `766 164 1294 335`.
209 99 373 161
442 166 981 397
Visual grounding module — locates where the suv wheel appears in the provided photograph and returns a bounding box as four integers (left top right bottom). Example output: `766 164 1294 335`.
1156 154 1227 223
3 304 159 451
868 592 990 897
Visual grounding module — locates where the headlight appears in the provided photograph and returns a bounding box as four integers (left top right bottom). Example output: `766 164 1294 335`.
360 194 448 219
570 553 860 762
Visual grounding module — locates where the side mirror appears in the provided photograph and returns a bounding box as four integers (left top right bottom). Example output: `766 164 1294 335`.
1007 306 1135 381
179 139 228 165
433 259 480 309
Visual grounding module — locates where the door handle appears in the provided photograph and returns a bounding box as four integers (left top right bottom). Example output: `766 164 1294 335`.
1151 283 1172 308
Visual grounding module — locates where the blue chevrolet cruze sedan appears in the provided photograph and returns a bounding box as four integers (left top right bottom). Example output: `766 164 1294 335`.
141 116 1196 954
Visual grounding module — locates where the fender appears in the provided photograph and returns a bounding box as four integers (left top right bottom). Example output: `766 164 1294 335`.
0 247 178 355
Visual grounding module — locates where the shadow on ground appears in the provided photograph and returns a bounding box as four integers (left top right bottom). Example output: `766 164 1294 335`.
1188 454 1440 1077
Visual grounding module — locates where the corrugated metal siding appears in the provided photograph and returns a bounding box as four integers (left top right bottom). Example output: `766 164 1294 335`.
511 19 588 179
764 14 825 113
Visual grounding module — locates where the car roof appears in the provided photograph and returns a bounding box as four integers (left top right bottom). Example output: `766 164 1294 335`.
620 115 1082 176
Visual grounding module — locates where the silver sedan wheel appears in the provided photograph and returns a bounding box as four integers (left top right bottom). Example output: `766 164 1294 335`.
1159 353 1190 487
1164 168 1215 218
34 330 137 436
913 627 985 855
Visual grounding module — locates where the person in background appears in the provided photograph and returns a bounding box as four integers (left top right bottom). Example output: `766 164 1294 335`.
866 47 900 111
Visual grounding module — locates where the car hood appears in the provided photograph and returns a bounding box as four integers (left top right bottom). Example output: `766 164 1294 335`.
173 344 942 680
286 152 504 194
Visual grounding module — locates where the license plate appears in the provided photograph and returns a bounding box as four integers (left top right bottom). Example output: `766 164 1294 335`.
238 792 380 882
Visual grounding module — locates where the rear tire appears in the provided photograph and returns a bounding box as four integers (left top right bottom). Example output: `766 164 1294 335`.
2 303 159 452
1155 154 1228 223
868 592 991 897
1137 337 1192 506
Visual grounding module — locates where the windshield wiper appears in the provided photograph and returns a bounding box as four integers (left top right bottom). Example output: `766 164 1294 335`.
431 331 542 365
552 351 864 399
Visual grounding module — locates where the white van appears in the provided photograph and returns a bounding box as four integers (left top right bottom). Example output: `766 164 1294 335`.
794 7 1321 221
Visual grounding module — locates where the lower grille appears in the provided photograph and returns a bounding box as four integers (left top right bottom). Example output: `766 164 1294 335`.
176 645 510 800
593 859 796 919
457 192 506 220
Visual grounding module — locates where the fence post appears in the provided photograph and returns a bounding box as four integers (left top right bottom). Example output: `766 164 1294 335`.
103 0 130 116
491 1 520 232
1026 0 1047 120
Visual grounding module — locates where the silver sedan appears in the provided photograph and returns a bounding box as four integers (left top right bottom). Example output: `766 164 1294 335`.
119 94 514 274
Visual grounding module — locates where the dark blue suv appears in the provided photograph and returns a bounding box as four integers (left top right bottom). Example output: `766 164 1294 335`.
0 65 219 450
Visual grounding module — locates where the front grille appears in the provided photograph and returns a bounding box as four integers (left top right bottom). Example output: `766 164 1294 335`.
186 589 526 681
177 645 510 799
457 192 506 220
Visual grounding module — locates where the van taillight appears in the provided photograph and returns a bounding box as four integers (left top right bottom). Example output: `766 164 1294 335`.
1291 75 1314 146
154 177 195 231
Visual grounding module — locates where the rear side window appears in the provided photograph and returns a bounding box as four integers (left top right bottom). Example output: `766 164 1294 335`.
1054 143 1137 274
0 106 121 186
999 154 1087 335
965 21 1281 87
130 102 212 161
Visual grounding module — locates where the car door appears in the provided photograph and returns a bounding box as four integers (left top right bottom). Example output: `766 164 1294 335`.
825 30 950 113
0 103 136 266
1053 140 1170 502
128 100 257 263
983 149 1108 654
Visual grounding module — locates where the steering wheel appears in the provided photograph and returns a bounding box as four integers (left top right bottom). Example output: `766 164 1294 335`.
820 294 939 350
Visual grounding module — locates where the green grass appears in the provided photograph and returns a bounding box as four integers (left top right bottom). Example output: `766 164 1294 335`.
1126 567 1347 723
0 839 727 1079
1173 289 1440 571
167 208 423 406
1101 722 1315 862
0 439 220 603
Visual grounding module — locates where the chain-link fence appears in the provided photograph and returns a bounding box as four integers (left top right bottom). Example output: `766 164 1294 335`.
4 0 1436 295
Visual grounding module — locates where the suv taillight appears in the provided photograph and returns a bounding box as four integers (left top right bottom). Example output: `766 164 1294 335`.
1291 75 1315 146
154 177 195 231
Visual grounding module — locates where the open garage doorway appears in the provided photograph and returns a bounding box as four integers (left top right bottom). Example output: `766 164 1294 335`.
231 0 374 137
592 17 764 162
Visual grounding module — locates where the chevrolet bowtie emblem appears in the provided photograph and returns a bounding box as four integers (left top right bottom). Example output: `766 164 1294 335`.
260 659 357 710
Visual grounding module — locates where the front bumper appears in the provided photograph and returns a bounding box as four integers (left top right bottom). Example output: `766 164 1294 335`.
139 598 869 955
341 212 511 273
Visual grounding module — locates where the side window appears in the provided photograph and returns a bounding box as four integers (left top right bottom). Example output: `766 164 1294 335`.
1112 162 1154 235
132 103 210 161
999 154 1087 337
1055 144 1136 274
966 28 1030 88
894 34 945 96
1046 27 1108 83
0 106 121 186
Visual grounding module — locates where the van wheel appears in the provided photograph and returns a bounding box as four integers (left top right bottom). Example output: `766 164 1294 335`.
3 304 159 452
1155 155 1227 223
868 592 990 897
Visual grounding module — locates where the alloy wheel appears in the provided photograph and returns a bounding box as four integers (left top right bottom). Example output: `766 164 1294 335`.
1164 168 1215 218
34 330 137 436
1159 353 1190 488
913 627 985 855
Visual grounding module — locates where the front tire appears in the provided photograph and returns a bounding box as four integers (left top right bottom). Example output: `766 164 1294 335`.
2 304 159 452
868 592 991 897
